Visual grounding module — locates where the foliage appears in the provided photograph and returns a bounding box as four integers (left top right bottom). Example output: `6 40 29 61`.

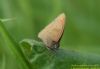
0 21 100 69
0 0 100 69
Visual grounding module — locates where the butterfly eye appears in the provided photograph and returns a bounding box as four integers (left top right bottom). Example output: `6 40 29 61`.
52 41 60 49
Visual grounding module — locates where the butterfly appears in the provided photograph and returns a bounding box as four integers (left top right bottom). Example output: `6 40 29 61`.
38 13 66 50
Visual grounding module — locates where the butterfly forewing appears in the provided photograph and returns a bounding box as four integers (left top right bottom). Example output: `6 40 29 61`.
38 13 65 48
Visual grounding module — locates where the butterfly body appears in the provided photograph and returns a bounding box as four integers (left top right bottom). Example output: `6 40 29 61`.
38 13 66 50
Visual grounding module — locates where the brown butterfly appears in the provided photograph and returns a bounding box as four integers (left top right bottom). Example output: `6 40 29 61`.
38 13 66 50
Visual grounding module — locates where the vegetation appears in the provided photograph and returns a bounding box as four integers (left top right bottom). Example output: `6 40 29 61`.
0 0 100 69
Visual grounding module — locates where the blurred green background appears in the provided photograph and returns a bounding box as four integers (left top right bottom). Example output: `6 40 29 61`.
0 0 100 54
0 0 100 56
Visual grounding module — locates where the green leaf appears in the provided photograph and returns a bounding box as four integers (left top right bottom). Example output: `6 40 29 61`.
20 39 46 60
20 39 100 69
0 21 31 69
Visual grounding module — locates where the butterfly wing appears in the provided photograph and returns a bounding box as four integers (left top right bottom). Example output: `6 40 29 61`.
38 13 65 48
